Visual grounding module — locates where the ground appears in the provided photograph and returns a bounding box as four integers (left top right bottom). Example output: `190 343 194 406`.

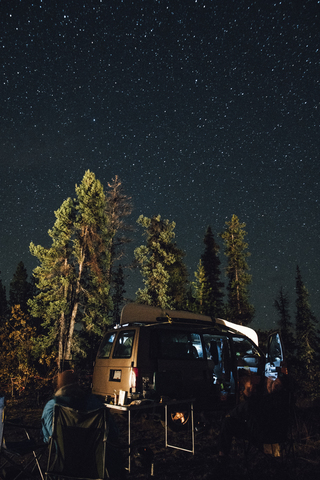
2 395 320 480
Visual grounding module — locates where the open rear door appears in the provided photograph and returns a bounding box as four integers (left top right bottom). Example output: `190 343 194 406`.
265 332 287 379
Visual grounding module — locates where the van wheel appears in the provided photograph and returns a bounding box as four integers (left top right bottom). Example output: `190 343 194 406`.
167 405 190 431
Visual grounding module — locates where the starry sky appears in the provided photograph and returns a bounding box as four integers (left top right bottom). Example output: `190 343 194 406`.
1 0 319 331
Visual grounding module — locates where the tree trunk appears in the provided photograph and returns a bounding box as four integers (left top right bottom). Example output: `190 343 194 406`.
65 301 79 361
65 249 85 360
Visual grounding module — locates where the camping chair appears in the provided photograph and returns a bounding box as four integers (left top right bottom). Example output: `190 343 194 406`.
45 404 109 480
0 396 45 480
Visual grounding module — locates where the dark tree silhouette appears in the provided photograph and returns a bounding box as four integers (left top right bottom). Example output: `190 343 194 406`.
200 226 224 318
220 215 254 325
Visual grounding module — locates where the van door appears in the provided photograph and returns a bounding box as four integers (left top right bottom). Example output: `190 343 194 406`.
154 329 210 401
92 328 137 399
265 331 286 379
201 333 234 408
92 332 116 398
231 335 265 402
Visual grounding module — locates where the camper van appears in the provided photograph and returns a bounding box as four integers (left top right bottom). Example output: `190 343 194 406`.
92 304 285 426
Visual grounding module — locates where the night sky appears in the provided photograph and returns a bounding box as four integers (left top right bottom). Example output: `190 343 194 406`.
1 0 319 330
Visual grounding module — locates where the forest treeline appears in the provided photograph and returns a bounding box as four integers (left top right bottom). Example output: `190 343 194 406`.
0 171 319 401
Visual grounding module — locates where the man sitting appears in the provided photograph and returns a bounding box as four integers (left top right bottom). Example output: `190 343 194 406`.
42 370 125 479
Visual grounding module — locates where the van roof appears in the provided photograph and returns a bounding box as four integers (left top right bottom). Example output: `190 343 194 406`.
120 303 213 325
119 304 259 346
215 318 259 346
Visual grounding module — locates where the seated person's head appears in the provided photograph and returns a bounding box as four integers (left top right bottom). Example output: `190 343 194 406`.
56 370 78 391
241 375 254 398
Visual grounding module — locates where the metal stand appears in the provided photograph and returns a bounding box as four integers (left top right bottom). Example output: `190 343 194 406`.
165 401 195 454
105 398 195 472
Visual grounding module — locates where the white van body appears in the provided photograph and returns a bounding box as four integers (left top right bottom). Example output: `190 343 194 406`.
92 304 284 423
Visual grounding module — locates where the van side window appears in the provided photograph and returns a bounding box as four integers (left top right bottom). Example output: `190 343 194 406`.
98 333 115 358
203 334 232 387
232 336 262 373
158 330 203 360
113 330 135 358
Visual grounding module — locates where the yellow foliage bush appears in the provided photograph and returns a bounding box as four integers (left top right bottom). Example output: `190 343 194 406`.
0 305 39 395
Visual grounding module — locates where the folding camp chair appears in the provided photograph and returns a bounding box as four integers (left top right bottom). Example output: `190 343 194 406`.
0 396 45 480
45 404 109 480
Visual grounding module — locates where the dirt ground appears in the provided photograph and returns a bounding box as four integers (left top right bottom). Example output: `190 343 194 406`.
2 396 320 480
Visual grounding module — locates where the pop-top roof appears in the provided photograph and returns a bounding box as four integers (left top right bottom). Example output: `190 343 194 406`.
215 318 259 346
119 304 259 346
120 303 213 325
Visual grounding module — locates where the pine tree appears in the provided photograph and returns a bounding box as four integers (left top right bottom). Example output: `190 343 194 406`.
0 272 7 318
106 175 133 281
134 215 187 310
29 196 75 368
105 176 133 320
9 261 33 314
29 171 113 369
220 214 254 325
167 248 189 310
295 266 320 398
200 226 224 318
273 287 295 361
112 265 126 324
190 260 212 315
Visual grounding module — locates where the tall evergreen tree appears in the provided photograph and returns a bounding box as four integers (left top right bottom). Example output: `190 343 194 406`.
273 287 295 361
134 215 188 310
9 261 32 313
0 272 7 318
220 214 254 326
106 176 133 320
167 248 189 310
190 260 212 315
201 226 224 318
295 266 319 397
112 264 126 324
106 175 133 281
29 171 113 369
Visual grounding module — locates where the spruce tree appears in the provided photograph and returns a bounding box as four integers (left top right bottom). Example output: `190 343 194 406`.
167 248 189 310
201 226 224 318
273 287 295 362
295 266 320 398
29 170 113 369
190 260 212 315
29 196 75 368
106 175 133 281
112 264 126 324
106 176 133 320
134 215 187 310
0 272 7 318
220 214 254 326
9 261 32 314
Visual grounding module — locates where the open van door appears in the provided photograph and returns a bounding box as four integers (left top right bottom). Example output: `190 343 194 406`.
265 332 287 379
